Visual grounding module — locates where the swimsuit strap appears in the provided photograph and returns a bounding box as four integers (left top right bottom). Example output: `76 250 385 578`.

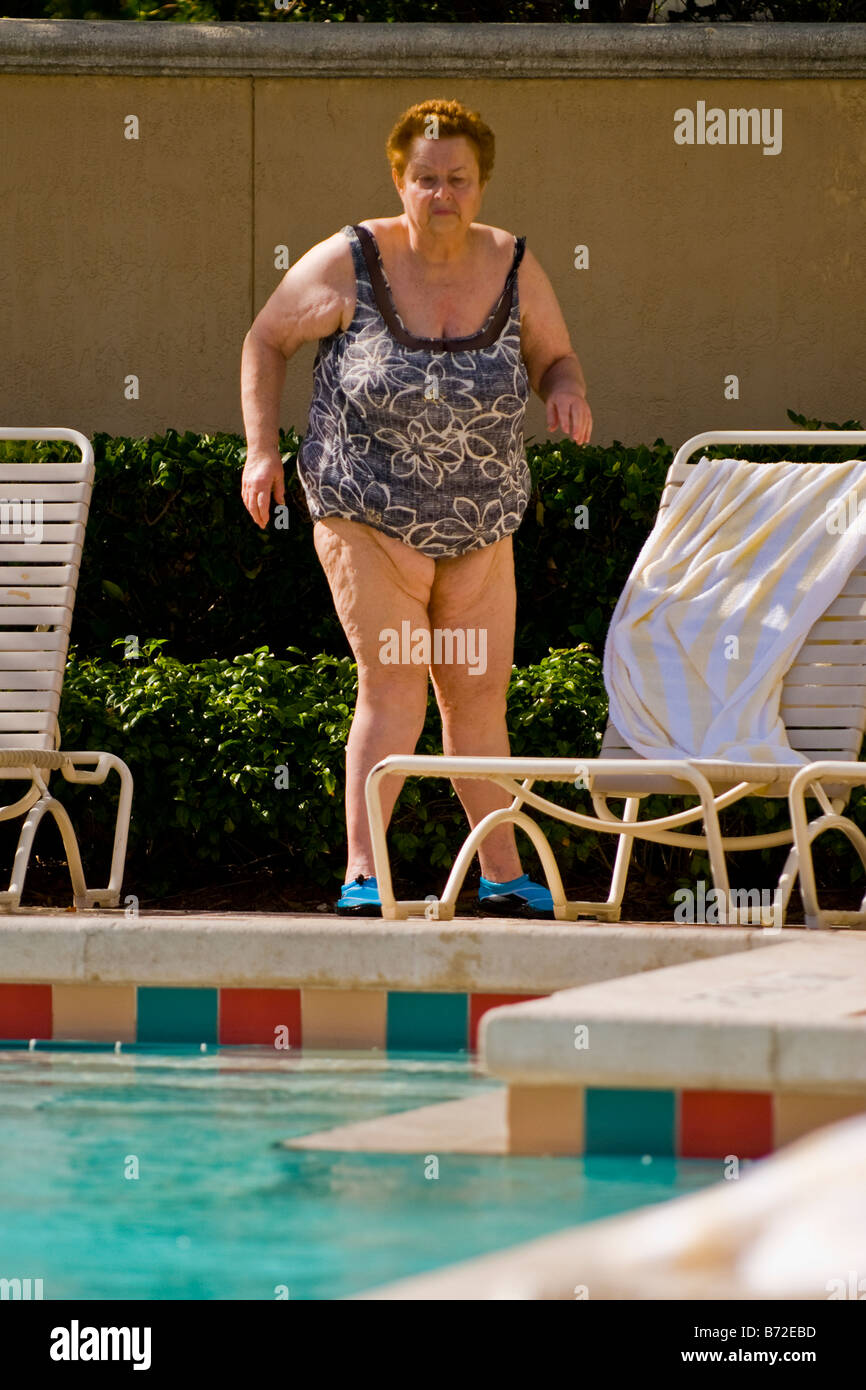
353 224 524 353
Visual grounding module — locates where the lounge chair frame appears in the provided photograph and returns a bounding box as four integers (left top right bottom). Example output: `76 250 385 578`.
0 427 133 911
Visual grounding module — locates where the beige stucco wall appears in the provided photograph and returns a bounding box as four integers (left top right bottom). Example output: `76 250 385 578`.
2 25 865 449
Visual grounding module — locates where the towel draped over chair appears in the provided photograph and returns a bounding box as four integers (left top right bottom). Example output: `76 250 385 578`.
604 457 866 765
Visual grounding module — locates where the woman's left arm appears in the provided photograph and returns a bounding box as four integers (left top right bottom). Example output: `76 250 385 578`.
518 247 592 446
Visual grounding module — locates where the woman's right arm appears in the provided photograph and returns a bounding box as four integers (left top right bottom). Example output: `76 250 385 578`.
240 233 355 528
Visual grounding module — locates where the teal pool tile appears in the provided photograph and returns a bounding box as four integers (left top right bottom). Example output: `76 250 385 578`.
136 988 218 1044
386 992 468 1051
585 1087 676 1156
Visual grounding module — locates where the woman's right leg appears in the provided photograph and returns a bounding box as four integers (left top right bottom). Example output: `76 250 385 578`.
313 518 435 883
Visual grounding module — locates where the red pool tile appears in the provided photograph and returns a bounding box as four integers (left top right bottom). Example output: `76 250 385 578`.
219 988 302 1047
469 994 545 1051
680 1089 773 1159
0 984 52 1039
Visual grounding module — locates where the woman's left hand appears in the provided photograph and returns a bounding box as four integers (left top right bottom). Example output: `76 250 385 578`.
546 390 592 446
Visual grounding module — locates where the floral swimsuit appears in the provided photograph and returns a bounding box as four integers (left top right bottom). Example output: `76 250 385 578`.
296 223 531 558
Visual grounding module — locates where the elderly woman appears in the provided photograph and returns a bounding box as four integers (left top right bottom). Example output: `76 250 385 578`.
240 98 591 918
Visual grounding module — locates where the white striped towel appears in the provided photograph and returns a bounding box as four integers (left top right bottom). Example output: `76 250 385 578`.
603 456 866 764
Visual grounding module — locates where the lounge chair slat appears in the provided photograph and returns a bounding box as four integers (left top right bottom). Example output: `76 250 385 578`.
780 704 866 726
789 731 859 751
0 654 66 671
799 643 866 663
805 620 866 640
0 670 61 688
0 588 73 606
0 632 66 650
824 596 866 617
0 502 90 522
0 483 90 501
0 712 56 732
783 685 866 703
0 734 55 749
785 665 864 686
0 606 71 624
0 692 61 712
0 524 85 543
0 464 89 482
0 567 75 586
0 545 80 563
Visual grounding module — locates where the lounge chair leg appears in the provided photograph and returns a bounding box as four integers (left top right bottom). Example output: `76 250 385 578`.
58 754 134 908
84 760 133 908
438 804 520 919
775 842 801 928
604 796 639 922
788 768 866 928
695 782 732 922
796 814 866 929
438 805 570 920
366 761 408 920
790 773 827 927
366 759 571 921
0 797 50 910
40 797 88 910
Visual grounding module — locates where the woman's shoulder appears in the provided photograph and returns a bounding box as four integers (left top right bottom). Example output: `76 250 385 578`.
355 217 519 252
297 226 358 270
476 221 523 251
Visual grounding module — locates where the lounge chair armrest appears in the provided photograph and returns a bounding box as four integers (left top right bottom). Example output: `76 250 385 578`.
56 751 132 786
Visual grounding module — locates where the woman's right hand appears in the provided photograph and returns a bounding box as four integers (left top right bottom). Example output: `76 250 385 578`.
242 451 286 529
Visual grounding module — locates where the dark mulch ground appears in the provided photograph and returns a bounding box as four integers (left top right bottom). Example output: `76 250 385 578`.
13 853 863 925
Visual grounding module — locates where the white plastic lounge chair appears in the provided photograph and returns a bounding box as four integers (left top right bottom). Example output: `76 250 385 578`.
0 427 133 911
366 430 866 929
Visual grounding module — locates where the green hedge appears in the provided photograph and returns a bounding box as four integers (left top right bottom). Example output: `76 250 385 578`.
5 410 861 669
47 642 607 894
3 1 863 23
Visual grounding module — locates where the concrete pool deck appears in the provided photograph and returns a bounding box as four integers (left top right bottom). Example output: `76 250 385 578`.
285 1088 509 1155
0 910 801 992
0 910 807 1049
484 933 866 1156
483 934 866 1093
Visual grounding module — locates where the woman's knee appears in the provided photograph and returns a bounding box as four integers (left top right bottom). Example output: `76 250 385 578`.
431 662 509 721
356 662 430 730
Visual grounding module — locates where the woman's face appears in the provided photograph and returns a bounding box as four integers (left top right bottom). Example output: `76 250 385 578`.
393 134 485 235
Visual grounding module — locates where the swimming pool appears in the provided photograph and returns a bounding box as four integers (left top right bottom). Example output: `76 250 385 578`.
0 1047 723 1300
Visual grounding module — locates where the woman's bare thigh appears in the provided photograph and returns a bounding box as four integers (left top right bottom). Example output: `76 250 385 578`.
313 518 435 673
427 536 516 694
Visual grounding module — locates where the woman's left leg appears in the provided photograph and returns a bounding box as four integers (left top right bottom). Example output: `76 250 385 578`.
427 535 524 884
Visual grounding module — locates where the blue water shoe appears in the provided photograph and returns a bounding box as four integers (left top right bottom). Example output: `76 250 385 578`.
477 872 554 919
335 873 382 917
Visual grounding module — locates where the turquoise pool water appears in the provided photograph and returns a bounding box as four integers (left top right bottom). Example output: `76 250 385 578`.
0 1047 722 1300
